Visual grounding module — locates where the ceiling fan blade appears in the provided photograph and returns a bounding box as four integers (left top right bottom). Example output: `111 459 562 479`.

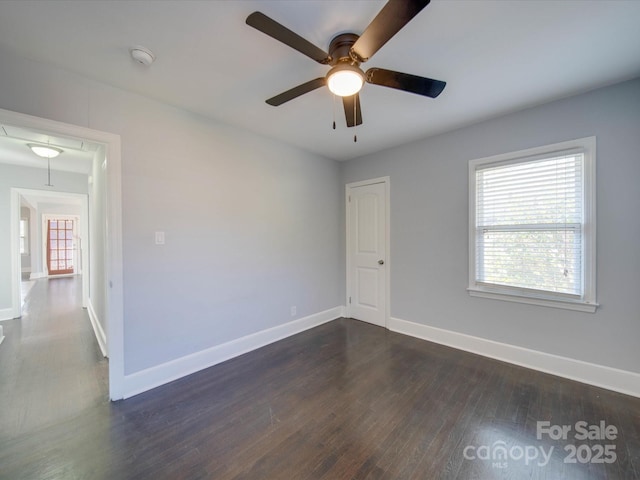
351 0 431 62
343 94 363 127
266 78 326 106
246 12 331 64
366 68 446 98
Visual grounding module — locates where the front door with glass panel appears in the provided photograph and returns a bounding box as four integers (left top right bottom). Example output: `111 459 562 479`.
47 219 75 275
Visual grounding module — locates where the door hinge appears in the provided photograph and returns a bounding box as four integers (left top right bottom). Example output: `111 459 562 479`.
348 195 351 202
349 296 351 304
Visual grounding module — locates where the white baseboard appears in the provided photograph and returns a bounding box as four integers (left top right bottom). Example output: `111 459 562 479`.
30 272 47 280
87 300 107 357
0 308 18 322
388 317 640 398
122 306 345 399
0 325 4 345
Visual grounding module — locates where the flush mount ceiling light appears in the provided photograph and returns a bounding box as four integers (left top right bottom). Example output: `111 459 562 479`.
326 63 365 97
28 144 63 158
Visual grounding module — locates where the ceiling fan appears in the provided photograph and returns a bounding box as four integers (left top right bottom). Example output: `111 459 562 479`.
246 0 446 129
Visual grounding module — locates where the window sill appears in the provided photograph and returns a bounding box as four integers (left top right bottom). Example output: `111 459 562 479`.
467 287 598 313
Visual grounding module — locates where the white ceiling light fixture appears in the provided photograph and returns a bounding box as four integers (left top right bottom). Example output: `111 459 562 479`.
130 46 155 66
27 143 61 186
326 63 365 97
28 143 63 158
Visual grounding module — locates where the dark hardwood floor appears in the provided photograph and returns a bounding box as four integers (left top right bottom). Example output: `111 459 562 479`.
1 277 638 479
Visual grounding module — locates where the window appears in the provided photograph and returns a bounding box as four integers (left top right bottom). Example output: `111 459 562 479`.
20 218 29 255
468 137 596 312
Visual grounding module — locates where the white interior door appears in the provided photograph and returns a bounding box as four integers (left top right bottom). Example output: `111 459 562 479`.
347 180 387 327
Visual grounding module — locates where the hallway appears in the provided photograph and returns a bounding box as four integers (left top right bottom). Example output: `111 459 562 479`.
0 276 108 439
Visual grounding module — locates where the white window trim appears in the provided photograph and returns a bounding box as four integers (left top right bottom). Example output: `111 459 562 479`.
468 137 597 313
20 217 29 255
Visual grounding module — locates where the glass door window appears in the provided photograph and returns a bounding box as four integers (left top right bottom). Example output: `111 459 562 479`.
47 219 75 275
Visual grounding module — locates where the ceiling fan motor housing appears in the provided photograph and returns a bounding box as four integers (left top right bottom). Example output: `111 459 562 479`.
329 33 361 65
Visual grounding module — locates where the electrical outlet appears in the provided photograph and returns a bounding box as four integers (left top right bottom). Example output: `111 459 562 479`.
290 306 297 317
155 231 165 245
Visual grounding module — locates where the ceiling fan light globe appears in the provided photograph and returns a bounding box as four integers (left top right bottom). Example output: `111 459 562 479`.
327 65 364 97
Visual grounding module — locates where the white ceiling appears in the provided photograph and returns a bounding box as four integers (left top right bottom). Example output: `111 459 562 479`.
0 0 638 161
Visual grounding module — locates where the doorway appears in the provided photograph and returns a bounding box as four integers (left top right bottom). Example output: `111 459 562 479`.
346 177 390 327
1 107 124 400
15 190 89 307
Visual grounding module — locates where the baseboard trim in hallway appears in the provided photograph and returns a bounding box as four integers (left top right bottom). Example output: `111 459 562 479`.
0 307 17 322
122 305 345 398
87 300 108 358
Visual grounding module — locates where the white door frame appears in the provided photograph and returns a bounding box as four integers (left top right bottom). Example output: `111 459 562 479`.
345 176 391 327
1 107 124 400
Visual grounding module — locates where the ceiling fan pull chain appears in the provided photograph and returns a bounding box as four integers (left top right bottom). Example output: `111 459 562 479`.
353 95 358 142
332 93 336 130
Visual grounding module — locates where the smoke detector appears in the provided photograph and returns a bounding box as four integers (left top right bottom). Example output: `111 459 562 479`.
130 46 155 66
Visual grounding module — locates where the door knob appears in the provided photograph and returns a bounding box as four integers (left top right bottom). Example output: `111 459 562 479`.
378 260 384 265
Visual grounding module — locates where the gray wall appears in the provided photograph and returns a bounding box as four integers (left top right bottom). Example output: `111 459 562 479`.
0 48 343 374
0 163 88 308
342 78 640 374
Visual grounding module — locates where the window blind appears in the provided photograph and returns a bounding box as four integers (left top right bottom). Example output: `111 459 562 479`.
475 153 584 297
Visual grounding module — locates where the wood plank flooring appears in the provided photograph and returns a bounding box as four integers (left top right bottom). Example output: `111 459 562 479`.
1 277 638 479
